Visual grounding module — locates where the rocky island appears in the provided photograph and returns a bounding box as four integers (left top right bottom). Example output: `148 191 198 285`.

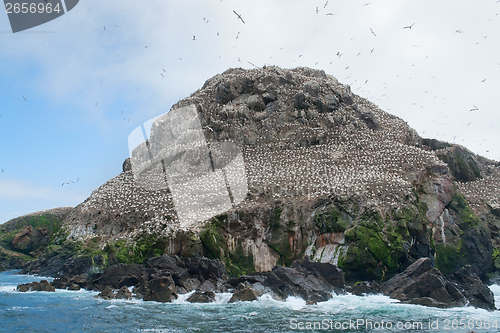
2 67 499 310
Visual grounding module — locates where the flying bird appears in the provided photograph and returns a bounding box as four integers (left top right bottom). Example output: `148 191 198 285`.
233 10 245 24
316 7 319 14
470 105 479 111
23 96 26 101
324 1 329 8
192 35 196 41
326 13 334 16
403 23 415 29
370 28 376 36
455 29 464 33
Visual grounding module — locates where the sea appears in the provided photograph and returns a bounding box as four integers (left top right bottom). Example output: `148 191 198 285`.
1 270 500 333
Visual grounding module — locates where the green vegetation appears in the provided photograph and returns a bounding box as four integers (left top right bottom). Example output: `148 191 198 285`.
314 206 351 233
437 148 481 182
435 243 463 275
199 215 255 276
448 191 480 230
0 213 67 266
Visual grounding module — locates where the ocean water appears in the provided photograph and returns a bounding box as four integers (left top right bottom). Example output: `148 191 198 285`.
1 270 500 333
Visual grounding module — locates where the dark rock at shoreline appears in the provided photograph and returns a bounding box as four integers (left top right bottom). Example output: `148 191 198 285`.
227 273 267 288
97 286 115 300
187 291 216 303
50 277 67 289
138 273 178 302
452 269 495 310
381 258 495 310
21 254 93 279
381 258 466 308
258 257 345 303
88 264 146 291
347 281 381 296
17 280 55 292
116 286 133 300
228 288 259 303
67 283 81 291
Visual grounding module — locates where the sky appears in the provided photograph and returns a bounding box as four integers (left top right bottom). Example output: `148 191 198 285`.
1 0 499 224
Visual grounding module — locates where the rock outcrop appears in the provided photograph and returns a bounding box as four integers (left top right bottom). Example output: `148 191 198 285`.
5 67 500 310
17 280 55 292
381 258 495 310
187 290 216 303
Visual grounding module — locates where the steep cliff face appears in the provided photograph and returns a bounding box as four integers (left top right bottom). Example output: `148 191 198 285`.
36 67 499 281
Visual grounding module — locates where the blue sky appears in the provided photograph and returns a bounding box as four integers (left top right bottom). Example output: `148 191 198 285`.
1 0 500 223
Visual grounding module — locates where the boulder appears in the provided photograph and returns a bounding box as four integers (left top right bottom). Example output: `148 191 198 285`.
17 280 55 292
88 264 146 290
348 281 381 296
263 264 336 303
452 269 496 310
139 273 178 303
186 291 216 303
228 288 259 303
50 277 68 289
67 283 81 291
381 258 466 308
97 286 115 300
115 286 133 300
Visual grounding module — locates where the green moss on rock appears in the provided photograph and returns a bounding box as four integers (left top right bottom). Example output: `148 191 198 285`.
435 243 463 276
314 207 351 233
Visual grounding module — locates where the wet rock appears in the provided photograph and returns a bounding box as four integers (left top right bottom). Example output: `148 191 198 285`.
235 281 250 291
139 273 178 303
262 259 343 304
298 256 345 292
348 281 381 296
88 264 146 290
17 280 55 292
70 274 88 287
452 269 495 310
187 291 216 303
116 286 133 300
97 286 115 300
67 283 81 291
381 258 467 308
50 277 68 289
228 288 259 303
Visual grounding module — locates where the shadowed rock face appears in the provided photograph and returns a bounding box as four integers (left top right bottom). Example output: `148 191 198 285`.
14 67 500 303
381 258 495 310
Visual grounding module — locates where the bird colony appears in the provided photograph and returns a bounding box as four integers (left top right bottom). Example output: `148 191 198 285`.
67 66 485 244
